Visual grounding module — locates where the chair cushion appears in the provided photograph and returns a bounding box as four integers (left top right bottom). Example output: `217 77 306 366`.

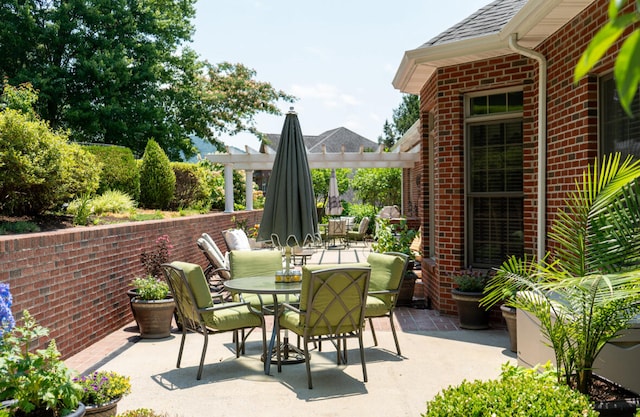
367 253 406 292
202 305 262 331
281 267 369 336
170 261 213 309
298 263 369 309
365 295 388 317
229 250 282 278
367 253 407 309
223 229 252 251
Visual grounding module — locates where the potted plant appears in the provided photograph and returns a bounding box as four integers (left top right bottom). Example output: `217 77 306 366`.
73 371 131 417
450 268 491 329
484 154 640 409
129 235 175 338
372 217 418 305
0 304 86 417
130 276 174 339
480 273 521 352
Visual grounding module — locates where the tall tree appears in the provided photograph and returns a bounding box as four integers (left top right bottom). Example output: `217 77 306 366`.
378 94 419 149
0 0 293 159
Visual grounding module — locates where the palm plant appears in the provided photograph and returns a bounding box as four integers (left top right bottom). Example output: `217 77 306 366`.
481 153 640 394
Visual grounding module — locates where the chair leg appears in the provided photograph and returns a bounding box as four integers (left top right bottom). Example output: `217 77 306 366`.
389 312 401 356
234 330 240 358
276 322 283 373
197 331 209 380
358 332 368 383
177 328 187 369
304 337 313 389
368 317 378 346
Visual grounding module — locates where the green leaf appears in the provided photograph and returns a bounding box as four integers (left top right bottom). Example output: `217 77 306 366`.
614 29 640 115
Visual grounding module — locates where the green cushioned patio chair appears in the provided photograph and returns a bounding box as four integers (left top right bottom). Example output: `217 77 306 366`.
279 266 371 389
228 250 290 310
365 252 409 355
161 261 266 380
346 216 370 245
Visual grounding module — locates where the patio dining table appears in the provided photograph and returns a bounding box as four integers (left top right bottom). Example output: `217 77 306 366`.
223 276 302 375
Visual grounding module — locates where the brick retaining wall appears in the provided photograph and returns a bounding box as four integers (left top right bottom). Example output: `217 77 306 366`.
0 210 262 359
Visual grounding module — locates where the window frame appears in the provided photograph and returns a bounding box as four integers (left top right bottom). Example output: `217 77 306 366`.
464 87 524 268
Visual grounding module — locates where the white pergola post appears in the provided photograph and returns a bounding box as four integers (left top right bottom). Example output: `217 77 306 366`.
245 169 254 211
224 163 234 213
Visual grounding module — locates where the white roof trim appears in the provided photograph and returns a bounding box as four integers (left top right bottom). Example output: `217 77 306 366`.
393 0 593 94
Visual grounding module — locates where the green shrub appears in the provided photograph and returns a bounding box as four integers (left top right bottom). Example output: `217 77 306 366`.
201 161 225 210
423 363 597 417
0 221 40 234
0 109 91 215
169 162 212 211
343 203 378 234
139 139 175 209
59 143 101 202
85 145 140 200
90 190 136 215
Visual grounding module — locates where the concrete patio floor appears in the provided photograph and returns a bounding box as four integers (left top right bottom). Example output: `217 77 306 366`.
64 246 517 417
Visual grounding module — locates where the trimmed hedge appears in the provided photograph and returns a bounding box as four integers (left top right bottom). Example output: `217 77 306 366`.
423 363 598 417
169 162 213 210
84 145 140 200
0 109 100 215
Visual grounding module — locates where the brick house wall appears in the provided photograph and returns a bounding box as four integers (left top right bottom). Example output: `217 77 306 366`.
419 0 624 314
0 210 262 359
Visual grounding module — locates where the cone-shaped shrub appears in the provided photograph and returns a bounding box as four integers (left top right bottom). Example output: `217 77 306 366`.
139 139 175 209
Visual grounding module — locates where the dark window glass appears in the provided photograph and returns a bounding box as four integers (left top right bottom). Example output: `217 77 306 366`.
600 76 640 159
468 120 523 267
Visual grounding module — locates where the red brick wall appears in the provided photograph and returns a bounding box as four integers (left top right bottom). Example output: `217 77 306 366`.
0 210 262 359
418 0 634 315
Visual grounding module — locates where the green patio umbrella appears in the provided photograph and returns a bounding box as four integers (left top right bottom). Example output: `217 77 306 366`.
257 108 320 273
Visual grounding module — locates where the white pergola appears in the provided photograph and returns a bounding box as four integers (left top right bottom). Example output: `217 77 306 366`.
205 143 420 212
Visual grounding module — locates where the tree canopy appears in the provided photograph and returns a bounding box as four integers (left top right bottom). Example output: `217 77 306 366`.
311 168 350 206
0 0 294 159
378 94 419 149
352 168 401 209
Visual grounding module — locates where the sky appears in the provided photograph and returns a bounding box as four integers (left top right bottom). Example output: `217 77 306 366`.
191 1 491 150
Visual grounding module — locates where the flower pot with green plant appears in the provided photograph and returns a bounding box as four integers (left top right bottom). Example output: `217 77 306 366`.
482 154 640 404
372 217 418 305
0 300 86 417
130 276 174 339
73 371 131 417
450 268 491 329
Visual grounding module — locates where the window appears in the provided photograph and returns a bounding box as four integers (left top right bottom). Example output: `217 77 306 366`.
466 90 524 268
600 75 640 159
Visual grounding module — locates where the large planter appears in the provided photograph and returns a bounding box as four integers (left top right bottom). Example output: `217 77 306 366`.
591 375 640 417
451 289 489 330
397 270 417 306
130 297 175 339
1 401 86 417
84 398 121 417
500 304 517 352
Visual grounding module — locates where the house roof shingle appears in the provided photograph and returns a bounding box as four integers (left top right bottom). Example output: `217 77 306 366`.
262 127 377 154
423 0 528 48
